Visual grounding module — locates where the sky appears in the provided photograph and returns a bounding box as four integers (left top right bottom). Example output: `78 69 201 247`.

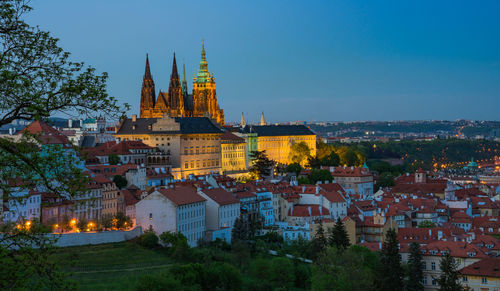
27 0 500 123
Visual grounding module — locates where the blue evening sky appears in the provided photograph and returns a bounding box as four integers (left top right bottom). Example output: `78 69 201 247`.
27 0 500 123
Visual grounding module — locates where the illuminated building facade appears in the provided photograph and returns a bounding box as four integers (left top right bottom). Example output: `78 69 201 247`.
114 115 223 179
220 131 247 176
243 125 316 165
139 41 225 125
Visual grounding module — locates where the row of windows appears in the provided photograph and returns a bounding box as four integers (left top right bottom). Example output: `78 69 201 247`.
178 220 205 232
223 153 244 158
184 146 220 155
185 159 219 169
183 136 219 141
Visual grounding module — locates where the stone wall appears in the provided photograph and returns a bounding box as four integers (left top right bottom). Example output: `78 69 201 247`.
51 226 143 247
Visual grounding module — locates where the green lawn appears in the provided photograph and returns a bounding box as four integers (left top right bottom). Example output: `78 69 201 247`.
52 242 172 290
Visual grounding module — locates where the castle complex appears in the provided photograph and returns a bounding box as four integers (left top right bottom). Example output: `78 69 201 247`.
139 41 225 125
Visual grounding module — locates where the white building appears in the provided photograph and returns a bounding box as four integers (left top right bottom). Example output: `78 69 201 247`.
2 188 41 223
135 186 206 247
198 188 240 243
298 186 347 220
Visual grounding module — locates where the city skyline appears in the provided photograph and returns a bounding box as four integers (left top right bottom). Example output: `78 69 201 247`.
27 0 500 123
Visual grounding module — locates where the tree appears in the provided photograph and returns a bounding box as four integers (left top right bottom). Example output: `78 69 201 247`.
328 217 350 250
76 217 88 232
437 253 463 291
231 217 249 242
290 141 311 166
407 242 424 291
321 151 340 167
0 1 125 288
101 214 113 230
312 246 378 291
113 175 128 189
418 220 437 228
61 214 72 232
249 150 275 179
231 240 251 269
311 221 327 257
114 212 132 229
286 162 302 176
308 169 333 184
375 172 395 191
139 231 159 249
341 148 361 166
108 154 120 165
378 228 404 291
159 231 190 261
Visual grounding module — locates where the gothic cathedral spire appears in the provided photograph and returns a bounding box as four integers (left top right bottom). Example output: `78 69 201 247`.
168 53 184 113
140 53 156 118
182 62 188 98
240 112 246 127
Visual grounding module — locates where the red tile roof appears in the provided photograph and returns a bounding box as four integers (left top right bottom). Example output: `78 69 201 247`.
460 258 500 278
201 188 240 206
18 120 70 145
158 186 206 206
288 204 330 217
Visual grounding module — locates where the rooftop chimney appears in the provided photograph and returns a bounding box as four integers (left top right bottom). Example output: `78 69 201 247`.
132 114 137 122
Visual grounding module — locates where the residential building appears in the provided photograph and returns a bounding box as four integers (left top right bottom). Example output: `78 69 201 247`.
460 258 500 290
198 188 240 243
135 186 206 246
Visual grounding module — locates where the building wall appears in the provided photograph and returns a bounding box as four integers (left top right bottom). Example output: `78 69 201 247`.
221 140 247 173
462 274 500 291
73 189 102 221
176 201 206 247
135 192 176 234
102 183 120 218
257 135 316 165
180 133 222 179
3 191 41 223
219 203 240 229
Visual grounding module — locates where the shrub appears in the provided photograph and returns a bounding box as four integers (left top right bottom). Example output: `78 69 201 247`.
139 231 159 249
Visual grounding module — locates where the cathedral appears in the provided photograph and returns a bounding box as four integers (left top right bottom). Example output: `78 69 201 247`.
139 41 225 125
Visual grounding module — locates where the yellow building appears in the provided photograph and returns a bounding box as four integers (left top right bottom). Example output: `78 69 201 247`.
114 114 223 179
460 258 500 291
220 131 247 177
248 125 316 165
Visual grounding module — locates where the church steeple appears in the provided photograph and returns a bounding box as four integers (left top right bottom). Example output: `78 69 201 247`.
168 53 183 112
140 53 156 118
260 112 266 126
196 39 211 83
181 62 188 98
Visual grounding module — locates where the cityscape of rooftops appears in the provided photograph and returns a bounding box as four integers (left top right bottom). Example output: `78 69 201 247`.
1 1 500 290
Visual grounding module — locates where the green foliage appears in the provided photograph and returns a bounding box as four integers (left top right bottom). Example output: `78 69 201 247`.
136 262 243 291
311 221 327 257
298 176 311 185
328 217 351 251
0 222 76 290
139 231 159 249
231 240 251 269
159 231 190 261
407 242 424 291
437 253 464 291
232 217 249 242
312 246 379 291
61 214 72 232
308 169 333 184
114 212 132 229
418 220 437 228
101 214 113 230
108 154 120 165
248 256 296 290
378 228 404 291
375 172 395 191
285 162 302 176
76 217 88 232
249 150 275 179
290 141 311 166
113 175 128 189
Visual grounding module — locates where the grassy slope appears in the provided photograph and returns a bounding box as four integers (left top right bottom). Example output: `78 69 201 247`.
52 242 172 291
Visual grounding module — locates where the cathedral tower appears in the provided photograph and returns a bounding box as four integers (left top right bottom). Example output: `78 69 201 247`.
192 40 224 125
167 53 184 116
140 54 156 118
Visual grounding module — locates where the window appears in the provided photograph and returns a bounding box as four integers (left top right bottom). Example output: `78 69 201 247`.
482 277 487 284
149 213 153 220
462 276 468 282
431 262 436 270
423 276 427 285
431 278 436 286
